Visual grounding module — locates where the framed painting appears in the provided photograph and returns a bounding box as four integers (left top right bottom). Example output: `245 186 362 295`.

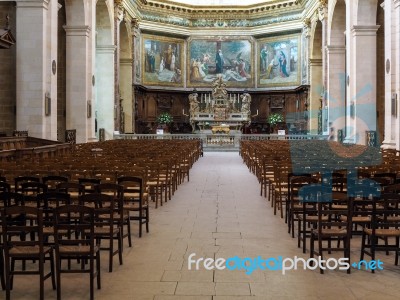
187 37 254 88
142 34 184 87
258 34 301 87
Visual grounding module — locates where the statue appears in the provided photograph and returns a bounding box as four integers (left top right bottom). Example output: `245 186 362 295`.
189 91 199 132
211 74 228 100
240 92 251 121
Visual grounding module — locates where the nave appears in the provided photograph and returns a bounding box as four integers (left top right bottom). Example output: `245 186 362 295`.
11 152 400 299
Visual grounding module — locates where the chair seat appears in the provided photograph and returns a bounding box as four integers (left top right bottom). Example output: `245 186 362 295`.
298 215 328 221
312 228 347 236
9 245 52 256
377 216 400 222
340 216 370 222
92 226 120 235
364 228 400 237
58 245 99 255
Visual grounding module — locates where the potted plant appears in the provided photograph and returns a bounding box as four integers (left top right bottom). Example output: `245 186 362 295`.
156 112 173 132
267 113 284 133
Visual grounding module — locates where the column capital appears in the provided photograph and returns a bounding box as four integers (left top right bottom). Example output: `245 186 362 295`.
318 0 328 21
351 25 380 36
394 0 400 8
63 25 90 37
96 44 117 54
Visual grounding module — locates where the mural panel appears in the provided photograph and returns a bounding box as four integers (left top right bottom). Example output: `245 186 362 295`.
258 34 301 87
142 34 184 86
187 37 254 87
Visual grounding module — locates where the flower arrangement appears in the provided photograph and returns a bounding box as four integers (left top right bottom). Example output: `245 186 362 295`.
156 112 173 124
268 113 284 126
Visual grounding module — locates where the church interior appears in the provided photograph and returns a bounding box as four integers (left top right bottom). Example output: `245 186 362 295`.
0 0 400 299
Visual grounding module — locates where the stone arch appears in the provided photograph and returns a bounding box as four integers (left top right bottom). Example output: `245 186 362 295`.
309 19 323 134
119 20 133 133
95 0 115 140
327 0 346 140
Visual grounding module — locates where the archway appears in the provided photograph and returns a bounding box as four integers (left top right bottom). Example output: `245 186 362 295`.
95 0 114 140
327 0 346 141
309 20 323 134
119 21 133 133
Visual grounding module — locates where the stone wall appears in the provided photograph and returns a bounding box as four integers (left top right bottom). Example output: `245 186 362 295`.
0 2 16 135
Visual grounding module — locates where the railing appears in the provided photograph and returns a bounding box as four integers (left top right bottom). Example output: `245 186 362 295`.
113 133 329 150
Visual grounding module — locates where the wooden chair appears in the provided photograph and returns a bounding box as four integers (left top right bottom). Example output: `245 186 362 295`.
79 193 123 272
1 206 56 299
117 176 149 238
310 192 354 274
53 205 101 300
360 193 400 272
95 183 132 248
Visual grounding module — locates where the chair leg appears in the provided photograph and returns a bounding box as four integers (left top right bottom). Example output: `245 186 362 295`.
118 232 123 266
50 252 56 290
0 249 5 290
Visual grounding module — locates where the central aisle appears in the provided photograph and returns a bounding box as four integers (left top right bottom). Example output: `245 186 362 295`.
13 152 400 299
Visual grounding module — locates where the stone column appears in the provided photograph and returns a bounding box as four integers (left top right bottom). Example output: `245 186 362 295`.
349 25 380 145
114 0 124 132
64 25 92 143
318 0 329 134
309 58 323 134
96 45 116 140
382 0 396 149
301 18 311 86
326 45 346 141
394 0 400 149
120 58 133 133
16 0 58 140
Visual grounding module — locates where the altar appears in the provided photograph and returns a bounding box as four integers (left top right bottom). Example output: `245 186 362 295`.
188 74 252 134
211 124 230 134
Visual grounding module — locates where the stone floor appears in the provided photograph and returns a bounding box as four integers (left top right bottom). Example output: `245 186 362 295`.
8 152 400 299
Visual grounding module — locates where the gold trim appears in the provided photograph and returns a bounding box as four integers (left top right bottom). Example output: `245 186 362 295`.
142 34 185 87
187 36 255 88
257 33 301 88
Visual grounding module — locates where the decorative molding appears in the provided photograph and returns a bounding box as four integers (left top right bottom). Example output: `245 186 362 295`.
63 25 91 37
326 45 346 54
394 0 400 8
351 25 381 36
96 44 117 54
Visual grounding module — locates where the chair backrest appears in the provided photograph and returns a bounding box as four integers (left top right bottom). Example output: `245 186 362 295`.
0 181 11 193
370 193 400 231
1 206 45 252
14 176 40 193
78 194 115 230
117 176 144 204
56 182 85 195
53 205 96 251
21 181 48 196
0 191 24 208
42 175 69 192
78 178 101 194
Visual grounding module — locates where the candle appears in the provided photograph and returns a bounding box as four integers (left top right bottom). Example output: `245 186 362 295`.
257 109 259 115
183 109 185 115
